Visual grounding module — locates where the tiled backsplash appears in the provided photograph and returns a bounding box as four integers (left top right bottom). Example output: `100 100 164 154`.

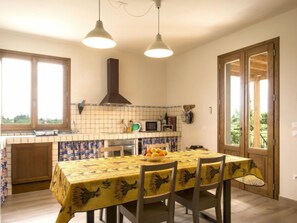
0 104 183 136
71 104 183 134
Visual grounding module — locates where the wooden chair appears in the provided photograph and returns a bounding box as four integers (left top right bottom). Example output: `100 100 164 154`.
98 146 124 222
147 143 170 152
118 161 178 223
175 155 226 223
98 146 124 158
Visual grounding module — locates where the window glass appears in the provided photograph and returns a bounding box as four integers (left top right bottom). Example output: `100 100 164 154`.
37 62 64 124
1 58 31 125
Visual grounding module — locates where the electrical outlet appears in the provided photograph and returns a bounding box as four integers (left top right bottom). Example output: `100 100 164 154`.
293 175 297 181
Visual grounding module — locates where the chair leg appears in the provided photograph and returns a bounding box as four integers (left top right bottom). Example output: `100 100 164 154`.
215 204 222 223
119 212 124 223
192 210 200 223
99 208 104 222
185 207 189 214
117 205 124 223
168 202 175 223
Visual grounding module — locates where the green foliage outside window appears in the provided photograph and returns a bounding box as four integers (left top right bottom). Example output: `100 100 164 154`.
2 115 62 125
230 111 268 148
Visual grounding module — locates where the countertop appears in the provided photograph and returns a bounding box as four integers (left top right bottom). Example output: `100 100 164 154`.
1 131 181 145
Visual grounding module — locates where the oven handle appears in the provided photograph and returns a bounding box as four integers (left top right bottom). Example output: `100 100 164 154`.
123 145 135 148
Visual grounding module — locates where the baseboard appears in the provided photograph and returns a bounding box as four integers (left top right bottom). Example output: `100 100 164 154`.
12 180 51 194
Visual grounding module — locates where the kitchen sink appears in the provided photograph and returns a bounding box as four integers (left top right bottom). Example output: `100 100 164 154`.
58 130 76 135
34 130 76 136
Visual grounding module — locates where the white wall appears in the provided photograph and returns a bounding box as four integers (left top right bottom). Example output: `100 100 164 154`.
0 30 167 106
167 8 297 201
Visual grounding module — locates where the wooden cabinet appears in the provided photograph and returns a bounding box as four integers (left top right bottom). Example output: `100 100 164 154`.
12 143 52 194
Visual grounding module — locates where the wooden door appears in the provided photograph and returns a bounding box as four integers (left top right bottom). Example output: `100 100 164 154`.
218 38 279 199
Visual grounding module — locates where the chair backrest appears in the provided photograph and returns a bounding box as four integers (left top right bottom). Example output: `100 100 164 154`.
98 146 124 158
147 143 170 152
136 161 178 222
193 155 226 202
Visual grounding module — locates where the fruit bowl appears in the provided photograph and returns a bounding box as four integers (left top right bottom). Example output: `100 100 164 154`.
145 155 165 162
144 148 167 162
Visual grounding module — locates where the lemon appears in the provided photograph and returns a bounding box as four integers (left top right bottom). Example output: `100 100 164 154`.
152 152 159 157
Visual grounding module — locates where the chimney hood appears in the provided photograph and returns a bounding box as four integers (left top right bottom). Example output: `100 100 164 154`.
100 58 131 105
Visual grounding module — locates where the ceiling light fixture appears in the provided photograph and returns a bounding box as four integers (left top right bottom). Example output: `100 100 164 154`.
144 0 173 58
82 0 116 49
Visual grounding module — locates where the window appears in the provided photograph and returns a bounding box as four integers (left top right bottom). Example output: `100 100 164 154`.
0 49 70 132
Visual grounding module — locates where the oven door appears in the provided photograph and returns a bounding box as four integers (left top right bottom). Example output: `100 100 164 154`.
108 139 136 157
113 145 135 156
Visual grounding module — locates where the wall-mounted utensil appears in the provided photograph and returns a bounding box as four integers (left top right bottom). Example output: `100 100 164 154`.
78 100 86 115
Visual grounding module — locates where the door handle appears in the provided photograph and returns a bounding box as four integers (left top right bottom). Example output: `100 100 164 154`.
234 127 242 131
234 127 242 136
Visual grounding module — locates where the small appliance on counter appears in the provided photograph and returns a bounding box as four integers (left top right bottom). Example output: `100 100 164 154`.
140 120 161 132
132 122 141 133
162 124 173 132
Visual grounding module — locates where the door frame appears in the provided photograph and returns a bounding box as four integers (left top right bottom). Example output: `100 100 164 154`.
217 37 279 199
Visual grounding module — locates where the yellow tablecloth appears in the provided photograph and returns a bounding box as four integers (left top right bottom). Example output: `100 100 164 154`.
50 150 264 223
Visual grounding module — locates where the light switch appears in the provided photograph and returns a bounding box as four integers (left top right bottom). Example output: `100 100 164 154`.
292 122 297 128
209 106 212 114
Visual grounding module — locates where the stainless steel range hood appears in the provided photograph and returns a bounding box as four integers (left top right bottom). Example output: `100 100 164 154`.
100 58 131 105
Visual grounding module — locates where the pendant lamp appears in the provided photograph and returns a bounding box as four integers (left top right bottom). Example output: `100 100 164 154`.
82 0 116 49
144 0 173 58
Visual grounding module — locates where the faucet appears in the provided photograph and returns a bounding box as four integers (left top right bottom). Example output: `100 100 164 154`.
72 121 79 133
121 119 128 133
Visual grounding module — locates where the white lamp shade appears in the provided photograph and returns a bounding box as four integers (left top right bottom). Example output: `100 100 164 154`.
144 34 173 58
82 20 116 49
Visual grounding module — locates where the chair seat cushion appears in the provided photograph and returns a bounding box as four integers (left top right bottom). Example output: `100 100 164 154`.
120 201 169 222
175 189 217 210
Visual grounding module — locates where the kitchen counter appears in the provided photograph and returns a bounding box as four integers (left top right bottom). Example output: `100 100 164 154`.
2 131 181 145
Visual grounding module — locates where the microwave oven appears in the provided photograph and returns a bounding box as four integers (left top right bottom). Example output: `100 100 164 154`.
140 120 161 132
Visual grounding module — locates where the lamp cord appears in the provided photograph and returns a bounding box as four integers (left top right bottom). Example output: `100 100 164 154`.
158 6 160 34
123 3 154 17
99 0 101 20
107 0 154 17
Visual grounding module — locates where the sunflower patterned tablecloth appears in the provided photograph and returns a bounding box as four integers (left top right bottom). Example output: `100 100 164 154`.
50 150 264 223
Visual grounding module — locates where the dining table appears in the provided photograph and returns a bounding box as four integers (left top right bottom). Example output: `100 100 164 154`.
50 150 264 223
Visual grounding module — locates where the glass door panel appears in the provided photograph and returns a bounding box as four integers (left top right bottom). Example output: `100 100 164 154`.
248 52 268 149
224 59 241 146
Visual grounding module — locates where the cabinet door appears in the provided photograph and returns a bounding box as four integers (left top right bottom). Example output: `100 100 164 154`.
12 143 52 184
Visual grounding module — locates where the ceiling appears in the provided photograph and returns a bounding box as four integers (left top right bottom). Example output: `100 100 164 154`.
1 0 297 56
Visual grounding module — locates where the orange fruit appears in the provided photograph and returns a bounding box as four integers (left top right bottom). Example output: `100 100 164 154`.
159 151 165 156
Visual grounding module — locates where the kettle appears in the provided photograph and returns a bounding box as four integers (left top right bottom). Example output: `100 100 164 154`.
132 122 141 133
